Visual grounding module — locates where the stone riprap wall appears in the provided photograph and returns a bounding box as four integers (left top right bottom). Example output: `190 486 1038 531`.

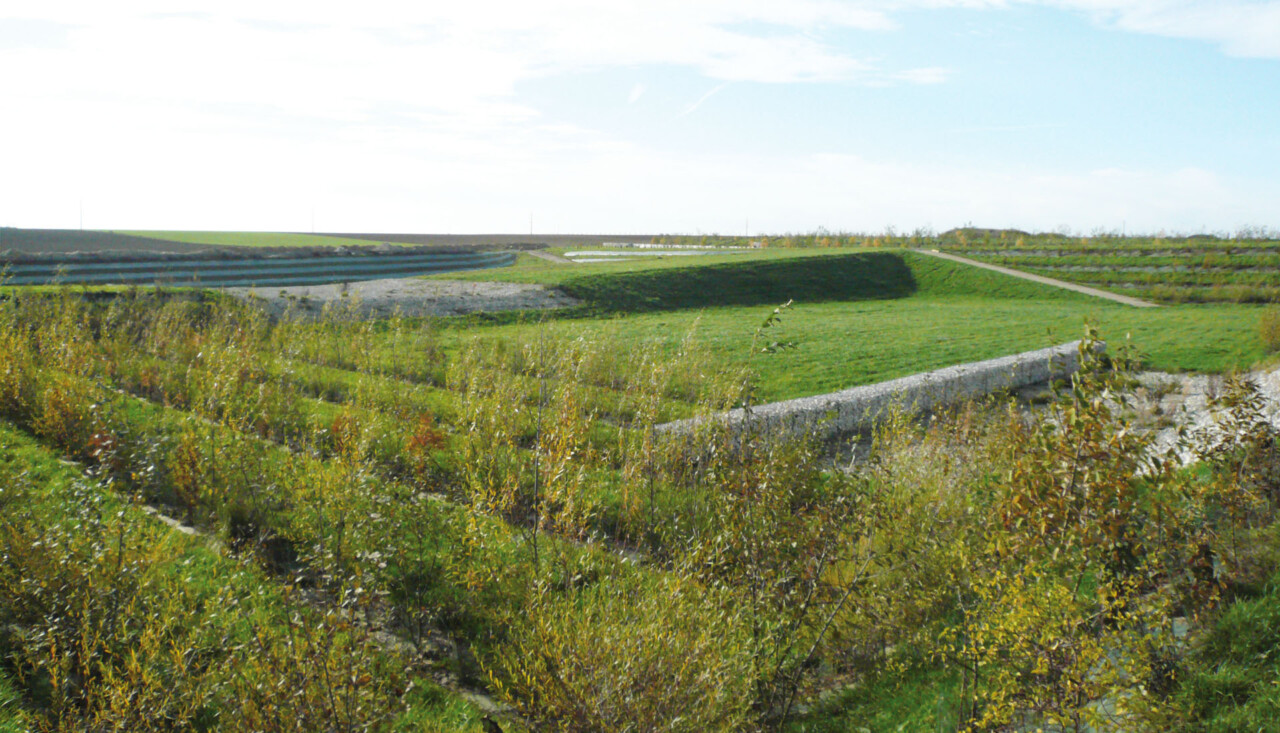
665 341 1096 441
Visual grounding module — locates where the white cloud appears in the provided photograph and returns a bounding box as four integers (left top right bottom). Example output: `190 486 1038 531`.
1028 1 1280 58
677 84 729 117
2 1 903 90
0 1 936 177
3 97 1270 234
1 1 1277 233
0 0 962 231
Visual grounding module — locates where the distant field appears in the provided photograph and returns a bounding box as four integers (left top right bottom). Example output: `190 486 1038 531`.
335 232 655 247
121 230 400 248
0 227 212 255
3 227 432 256
3 227 662 255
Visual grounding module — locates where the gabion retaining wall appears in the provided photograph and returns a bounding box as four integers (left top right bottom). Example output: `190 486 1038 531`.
665 340 1095 441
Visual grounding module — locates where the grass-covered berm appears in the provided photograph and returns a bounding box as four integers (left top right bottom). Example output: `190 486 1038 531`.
542 226 1280 305
441 248 1267 396
0 278 1279 729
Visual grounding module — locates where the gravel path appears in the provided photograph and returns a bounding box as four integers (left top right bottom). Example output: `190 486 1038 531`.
228 277 579 319
913 249 1160 307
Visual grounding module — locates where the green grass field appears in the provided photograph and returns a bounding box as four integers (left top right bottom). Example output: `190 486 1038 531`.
430 248 1269 402
458 298 1264 402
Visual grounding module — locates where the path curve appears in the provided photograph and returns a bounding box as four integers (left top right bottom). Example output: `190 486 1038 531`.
913 249 1160 308
526 249 574 264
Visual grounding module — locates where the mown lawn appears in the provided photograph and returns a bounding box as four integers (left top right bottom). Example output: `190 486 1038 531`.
430 249 1269 402
442 297 1263 403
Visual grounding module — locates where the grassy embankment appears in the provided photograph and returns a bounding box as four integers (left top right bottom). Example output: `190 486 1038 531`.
434 248 1270 401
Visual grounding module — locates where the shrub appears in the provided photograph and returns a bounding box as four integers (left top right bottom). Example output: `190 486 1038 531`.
1260 307 1280 353
488 576 756 732
32 373 101 461
0 428 409 733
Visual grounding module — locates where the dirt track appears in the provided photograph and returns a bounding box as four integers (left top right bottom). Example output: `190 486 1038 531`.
526 250 574 264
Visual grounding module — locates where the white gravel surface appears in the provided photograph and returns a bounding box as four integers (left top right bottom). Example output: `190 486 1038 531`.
228 277 579 319
1131 367 1280 464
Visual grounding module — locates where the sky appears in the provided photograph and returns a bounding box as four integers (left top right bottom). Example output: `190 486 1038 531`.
1 1 1278 235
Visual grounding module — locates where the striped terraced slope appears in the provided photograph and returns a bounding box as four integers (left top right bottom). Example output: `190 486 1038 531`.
937 232 1280 304
4 250 516 287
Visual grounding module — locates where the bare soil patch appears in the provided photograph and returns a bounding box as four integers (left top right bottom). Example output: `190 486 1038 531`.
228 277 579 319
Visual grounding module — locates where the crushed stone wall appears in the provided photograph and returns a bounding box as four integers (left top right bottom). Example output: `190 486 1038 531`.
664 341 1095 441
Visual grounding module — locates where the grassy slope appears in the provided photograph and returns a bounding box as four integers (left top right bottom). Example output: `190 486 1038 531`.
787 664 961 732
436 250 1265 402
121 231 403 248
1175 568 1280 730
435 246 875 285
0 673 25 733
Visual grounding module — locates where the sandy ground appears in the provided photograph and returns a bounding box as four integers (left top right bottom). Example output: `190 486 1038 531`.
228 277 579 319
